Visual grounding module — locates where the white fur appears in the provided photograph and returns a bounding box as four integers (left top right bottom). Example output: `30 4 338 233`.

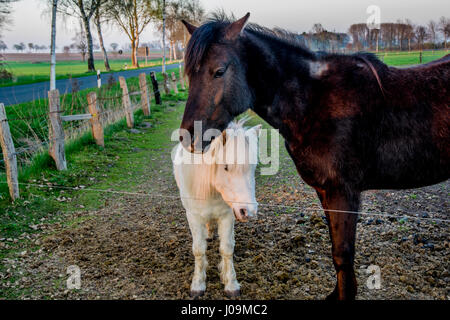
173 120 261 295
309 61 329 78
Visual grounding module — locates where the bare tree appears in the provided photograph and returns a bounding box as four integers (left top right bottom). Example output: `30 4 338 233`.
57 0 102 71
71 22 88 61
104 0 156 68
427 20 437 49
415 25 428 50
110 42 119 51
94 2 110 71
438 16 449 49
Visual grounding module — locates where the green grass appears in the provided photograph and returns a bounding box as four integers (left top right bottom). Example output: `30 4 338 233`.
1 57 180 87
374 49 449 66
0 67 185 206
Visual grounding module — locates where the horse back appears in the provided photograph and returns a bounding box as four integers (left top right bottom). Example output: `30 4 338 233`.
294 55 449 191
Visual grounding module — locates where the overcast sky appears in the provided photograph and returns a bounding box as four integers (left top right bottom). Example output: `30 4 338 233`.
2 0 449 51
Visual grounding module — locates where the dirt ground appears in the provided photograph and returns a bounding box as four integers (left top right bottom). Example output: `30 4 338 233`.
1 112 448 300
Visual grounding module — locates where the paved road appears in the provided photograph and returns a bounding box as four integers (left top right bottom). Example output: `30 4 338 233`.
0 63 180 106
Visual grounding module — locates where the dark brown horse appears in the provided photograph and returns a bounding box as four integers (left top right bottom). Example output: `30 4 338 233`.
179 13 450 300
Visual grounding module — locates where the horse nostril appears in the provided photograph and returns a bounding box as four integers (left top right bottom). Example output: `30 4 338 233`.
240 208 248 217
179 135 184 142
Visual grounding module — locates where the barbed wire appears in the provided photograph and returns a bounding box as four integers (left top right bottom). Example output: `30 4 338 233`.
2 181 448 224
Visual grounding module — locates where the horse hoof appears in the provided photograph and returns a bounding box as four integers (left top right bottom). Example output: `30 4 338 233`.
225 289 240 298
190 290 205 298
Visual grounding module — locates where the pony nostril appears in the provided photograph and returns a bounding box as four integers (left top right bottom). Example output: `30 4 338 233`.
179 135 184 142
240 208 248 217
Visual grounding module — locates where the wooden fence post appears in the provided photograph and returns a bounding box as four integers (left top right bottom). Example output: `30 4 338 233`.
139 73 151 116
162 72 171 95
0 103 19 200
171 72 179 94
150 72 161 105
119 76 134 128
87 92 104 147
48 89 67 171
179 64 185 90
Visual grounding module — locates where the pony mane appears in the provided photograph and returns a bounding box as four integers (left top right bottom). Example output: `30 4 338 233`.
185 11 315 76
185 117 258 200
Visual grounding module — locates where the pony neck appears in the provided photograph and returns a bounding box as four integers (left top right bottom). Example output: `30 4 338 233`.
243 31 316 139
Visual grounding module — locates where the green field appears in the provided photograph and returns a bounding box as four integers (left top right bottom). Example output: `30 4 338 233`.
1 57 177 87
374 50 448 66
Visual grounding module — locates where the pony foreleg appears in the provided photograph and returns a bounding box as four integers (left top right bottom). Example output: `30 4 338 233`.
317 188 360 300
187 214 208 297
217 213 240 297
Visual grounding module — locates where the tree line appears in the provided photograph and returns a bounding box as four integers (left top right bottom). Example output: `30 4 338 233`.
305 18 450 52
51 0 204 72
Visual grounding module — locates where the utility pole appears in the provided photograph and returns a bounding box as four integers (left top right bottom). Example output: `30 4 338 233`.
162 0 166 74
50 0 58 91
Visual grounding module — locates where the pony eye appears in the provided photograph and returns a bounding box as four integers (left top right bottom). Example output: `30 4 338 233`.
214 68 226 78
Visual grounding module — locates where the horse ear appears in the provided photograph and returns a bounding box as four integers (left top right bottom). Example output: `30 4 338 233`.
224 12 250 41
181 20 197 35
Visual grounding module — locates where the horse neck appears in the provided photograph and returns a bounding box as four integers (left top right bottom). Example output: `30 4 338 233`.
243 33 316 138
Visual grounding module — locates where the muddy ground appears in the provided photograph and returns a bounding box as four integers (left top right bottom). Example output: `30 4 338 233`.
1 113 448 300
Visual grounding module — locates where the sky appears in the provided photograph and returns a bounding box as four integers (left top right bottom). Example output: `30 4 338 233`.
2 0 449 52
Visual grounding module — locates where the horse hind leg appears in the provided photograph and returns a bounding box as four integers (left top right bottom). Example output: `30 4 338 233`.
318 187 360 300
217 213 240 297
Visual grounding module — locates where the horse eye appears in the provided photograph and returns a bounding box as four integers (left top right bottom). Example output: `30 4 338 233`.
224 165 229 171
214 68 226 78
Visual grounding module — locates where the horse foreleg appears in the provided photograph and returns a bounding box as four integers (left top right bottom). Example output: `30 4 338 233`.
317 188 360 300
217 212 240 297
187 213 208 297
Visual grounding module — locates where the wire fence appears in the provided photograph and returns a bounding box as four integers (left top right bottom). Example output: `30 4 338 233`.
3 181 448 224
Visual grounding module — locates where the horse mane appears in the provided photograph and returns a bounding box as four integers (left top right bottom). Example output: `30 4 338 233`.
182 117 257 200
185 11 315 76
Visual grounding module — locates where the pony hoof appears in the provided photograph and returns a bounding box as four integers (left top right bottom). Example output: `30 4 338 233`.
190 290 205 298
225 289 240 298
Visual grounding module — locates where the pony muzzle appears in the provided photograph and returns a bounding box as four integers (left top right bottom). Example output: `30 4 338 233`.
232 204 258 222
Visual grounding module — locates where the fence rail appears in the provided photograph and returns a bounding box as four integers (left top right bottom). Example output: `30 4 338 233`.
0 69 186 201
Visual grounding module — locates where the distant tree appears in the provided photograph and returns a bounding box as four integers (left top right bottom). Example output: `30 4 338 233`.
427 20 437 48
415 25 428 50
110 42 119 51
71 22 88 61
104 0 156 68
0 40 7 51
28 42 34 52
438 16 450 49
13 43 22 52
63 45 70 55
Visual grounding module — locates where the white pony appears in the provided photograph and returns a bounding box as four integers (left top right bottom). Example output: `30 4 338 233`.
173 119 261 297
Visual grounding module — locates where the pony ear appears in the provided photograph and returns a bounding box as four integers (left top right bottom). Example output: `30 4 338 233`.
224 12 250 41
251 124 262 137
181 20 197 35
